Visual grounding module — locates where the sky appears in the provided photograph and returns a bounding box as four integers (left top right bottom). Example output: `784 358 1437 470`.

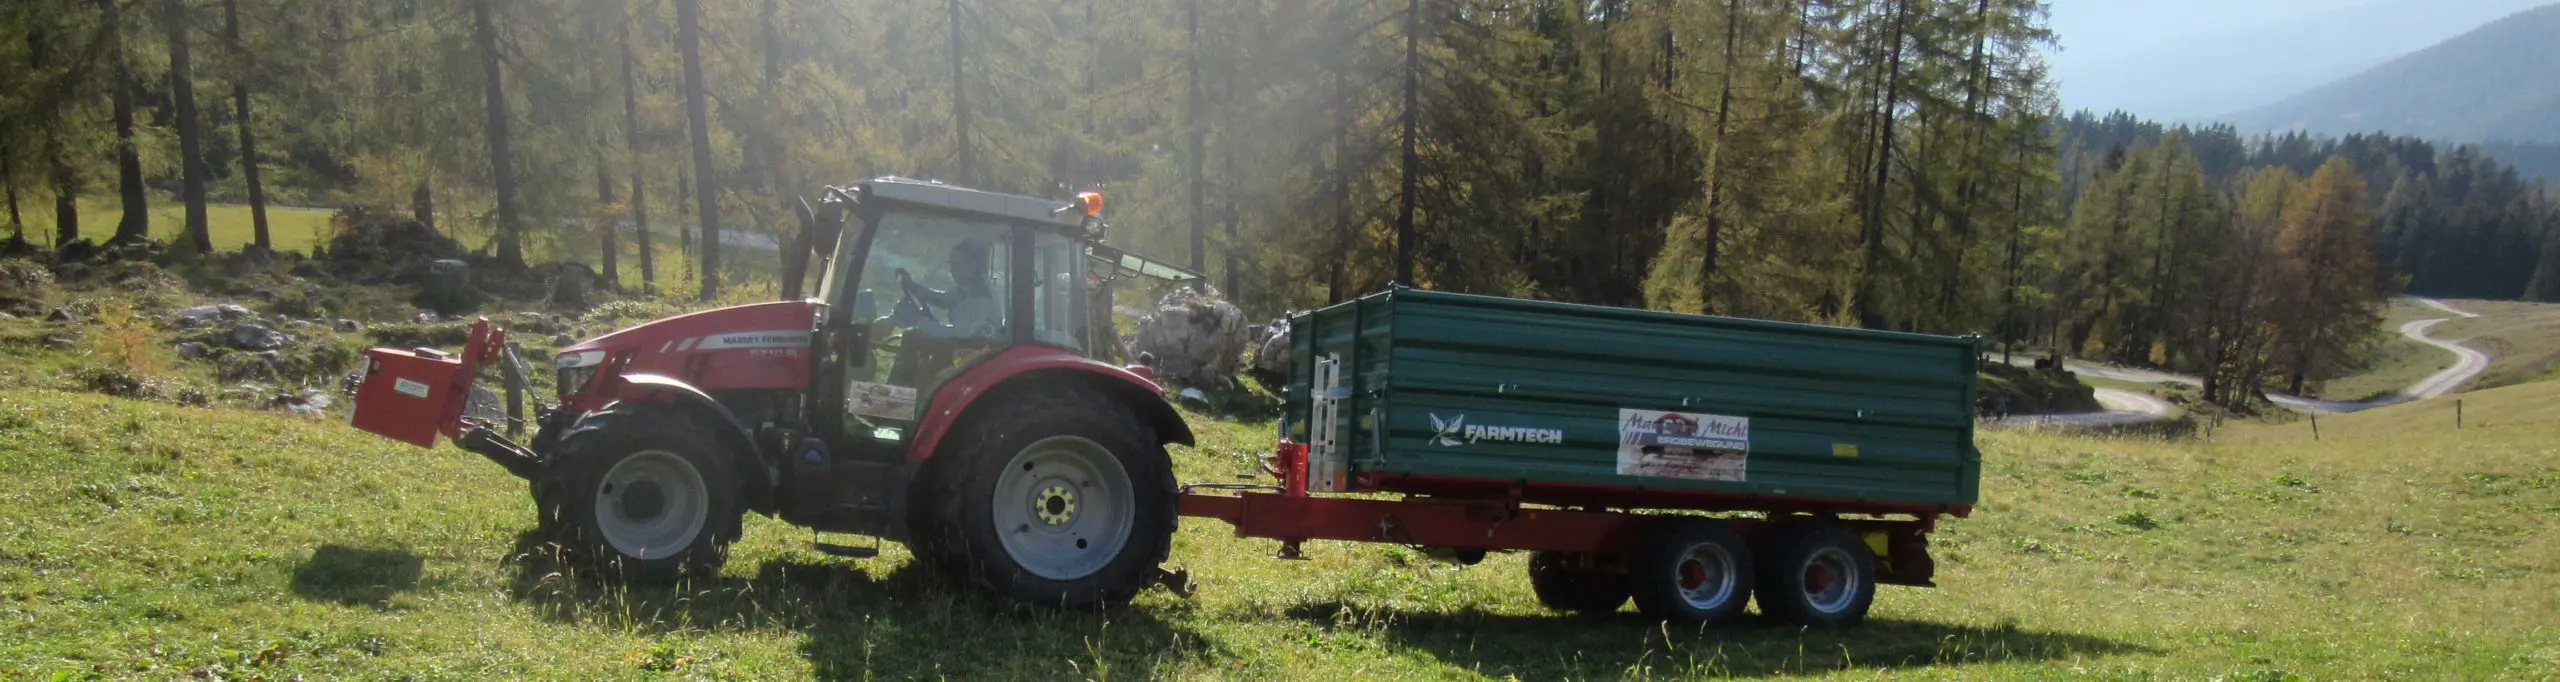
2045 0 2555 122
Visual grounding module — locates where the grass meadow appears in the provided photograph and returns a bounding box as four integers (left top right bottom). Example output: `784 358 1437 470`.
2 378 2556 679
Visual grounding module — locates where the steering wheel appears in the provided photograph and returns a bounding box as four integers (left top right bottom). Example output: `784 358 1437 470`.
888 269 943 329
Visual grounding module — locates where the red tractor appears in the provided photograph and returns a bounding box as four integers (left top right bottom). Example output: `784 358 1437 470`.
352 178 1203 606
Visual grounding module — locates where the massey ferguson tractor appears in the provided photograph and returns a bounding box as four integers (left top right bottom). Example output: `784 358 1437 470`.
353 177 1203 606
352 176 1981 625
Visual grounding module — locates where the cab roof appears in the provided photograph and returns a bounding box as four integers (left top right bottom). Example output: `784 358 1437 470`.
860 177 1087 230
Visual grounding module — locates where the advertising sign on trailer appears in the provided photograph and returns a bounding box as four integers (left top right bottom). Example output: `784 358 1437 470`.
1617 409 1749 481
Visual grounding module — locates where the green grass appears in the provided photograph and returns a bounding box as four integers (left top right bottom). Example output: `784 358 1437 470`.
5 381 2560 678
14 197 339 254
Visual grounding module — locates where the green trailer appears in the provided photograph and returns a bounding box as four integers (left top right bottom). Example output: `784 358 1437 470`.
1178 287 1984 626
1281 286 1981 512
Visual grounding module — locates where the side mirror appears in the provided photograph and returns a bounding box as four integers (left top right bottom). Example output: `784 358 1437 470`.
812 197 847 255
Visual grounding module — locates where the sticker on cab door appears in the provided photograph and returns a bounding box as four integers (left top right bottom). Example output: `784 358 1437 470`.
393 378 432 399
1618 409 1748 481
848 381 918 420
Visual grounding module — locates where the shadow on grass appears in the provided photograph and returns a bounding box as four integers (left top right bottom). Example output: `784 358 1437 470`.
499 530 1223 680
1282 601 2155 678
289 544 425 608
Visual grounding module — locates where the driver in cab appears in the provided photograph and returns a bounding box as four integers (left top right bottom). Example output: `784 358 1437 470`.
899 239 1000 340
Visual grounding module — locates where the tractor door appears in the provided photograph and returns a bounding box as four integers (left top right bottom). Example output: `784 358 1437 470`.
819 207 1016 447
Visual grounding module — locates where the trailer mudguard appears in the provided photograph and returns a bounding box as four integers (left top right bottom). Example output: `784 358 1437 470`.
610 373 777 508
906 345 1193 464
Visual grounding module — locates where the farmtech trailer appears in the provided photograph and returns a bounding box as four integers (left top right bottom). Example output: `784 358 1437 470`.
349 178 1980 625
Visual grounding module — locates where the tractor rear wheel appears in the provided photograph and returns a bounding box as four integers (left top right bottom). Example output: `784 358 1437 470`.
933 387 1175 607
542 407 742 584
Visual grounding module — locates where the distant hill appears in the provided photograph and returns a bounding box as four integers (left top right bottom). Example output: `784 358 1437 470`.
2225 3 2560 144
2053 0 2550 123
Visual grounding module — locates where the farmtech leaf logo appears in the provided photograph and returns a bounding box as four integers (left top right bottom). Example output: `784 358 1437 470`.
1429 413 1563 447
1430 413 1467 447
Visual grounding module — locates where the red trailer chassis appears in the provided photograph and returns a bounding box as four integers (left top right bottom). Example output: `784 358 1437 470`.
1173 442 1952 588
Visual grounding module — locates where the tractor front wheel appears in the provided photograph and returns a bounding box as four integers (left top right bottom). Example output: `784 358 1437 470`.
935 387 1175 607
543 408 742 584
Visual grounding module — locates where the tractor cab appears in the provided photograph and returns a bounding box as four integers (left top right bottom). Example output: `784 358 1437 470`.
804 178 1200 451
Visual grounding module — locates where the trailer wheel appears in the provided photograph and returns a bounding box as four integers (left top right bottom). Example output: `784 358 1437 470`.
941 387 1175 607
1756 524 1877 627
544 408 741 584
1628 518 1754 624
1527 551 1627 614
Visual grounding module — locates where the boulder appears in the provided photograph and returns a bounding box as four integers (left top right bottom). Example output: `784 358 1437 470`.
229 323 290 350
1247 317 1291 385
465 384 506 423
285 389 332 418
1129 285 1250 387
419 259 483 315
321 207 466 284
175 303 257 328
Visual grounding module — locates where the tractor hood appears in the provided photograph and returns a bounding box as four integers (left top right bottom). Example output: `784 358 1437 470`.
552 300 822 398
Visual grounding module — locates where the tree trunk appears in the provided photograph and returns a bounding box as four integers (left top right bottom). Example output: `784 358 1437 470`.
1999 157 2025 364
621 12 655 294
1185 0 1205 272
1696 0 1741 313
1395 0 1419 286
758 0 790 196
223 0 270 250
1328 22 1352 304
412 180 435 230
106 0 149 245
677 0 722 300
167 0 212 252
4 156 21 242
473 0 524 267
946 0 972 186
595 152 619 291
1853 0 1909 329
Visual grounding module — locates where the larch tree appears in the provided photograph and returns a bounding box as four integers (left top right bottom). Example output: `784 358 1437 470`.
165 0 213 252
675 0 720 300
2273 156 2383 395
220 0 270 250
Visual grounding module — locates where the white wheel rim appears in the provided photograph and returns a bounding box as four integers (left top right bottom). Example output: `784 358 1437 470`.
991 436 1135 581
1802 545 1862 614
594 450 709 561
1673 541 1740 612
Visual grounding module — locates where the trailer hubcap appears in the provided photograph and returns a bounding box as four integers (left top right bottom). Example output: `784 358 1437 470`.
1802 546 1860 613
594 450 708 561
993 436 1133 580
1673 543 1738 612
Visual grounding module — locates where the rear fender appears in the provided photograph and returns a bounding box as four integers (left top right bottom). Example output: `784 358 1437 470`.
599 373 778 512
907 346 1194 466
